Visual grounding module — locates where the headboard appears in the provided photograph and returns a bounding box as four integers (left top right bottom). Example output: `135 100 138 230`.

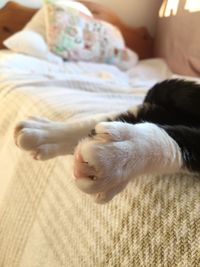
0 2 37 49
0 1 153 59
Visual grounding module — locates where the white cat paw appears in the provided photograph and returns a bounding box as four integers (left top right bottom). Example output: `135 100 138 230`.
73 121 181 203
14 117 72 160
73 121 145 203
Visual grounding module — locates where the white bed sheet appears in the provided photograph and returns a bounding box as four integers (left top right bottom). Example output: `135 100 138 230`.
1 50 200 267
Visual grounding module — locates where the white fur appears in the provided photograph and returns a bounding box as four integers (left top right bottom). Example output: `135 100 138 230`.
74 121 183 203
15 117 182 203
14 115 108 160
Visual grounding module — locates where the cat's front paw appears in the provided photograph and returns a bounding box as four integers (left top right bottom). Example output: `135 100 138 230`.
73 121 145 203
14 117 74 160
73 121 181 203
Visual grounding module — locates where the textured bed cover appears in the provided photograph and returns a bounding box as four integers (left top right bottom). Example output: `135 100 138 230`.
0 51 200 267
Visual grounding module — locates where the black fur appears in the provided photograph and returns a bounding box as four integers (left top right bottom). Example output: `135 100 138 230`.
113 79 200 172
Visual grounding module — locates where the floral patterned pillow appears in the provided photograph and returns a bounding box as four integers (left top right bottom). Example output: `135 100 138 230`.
44 0 138 70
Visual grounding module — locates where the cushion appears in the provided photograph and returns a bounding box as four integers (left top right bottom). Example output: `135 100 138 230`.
44 0 138 70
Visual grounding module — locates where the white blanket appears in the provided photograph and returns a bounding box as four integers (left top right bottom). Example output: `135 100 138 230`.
1 51 199 267
0 51 173 201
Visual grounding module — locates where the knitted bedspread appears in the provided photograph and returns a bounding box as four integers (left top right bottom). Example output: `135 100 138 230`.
0 53 200 267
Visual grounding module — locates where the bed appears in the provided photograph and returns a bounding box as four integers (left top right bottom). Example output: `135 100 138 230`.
0 2 200 267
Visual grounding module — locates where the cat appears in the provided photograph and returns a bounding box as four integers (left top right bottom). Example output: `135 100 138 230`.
15 79 200 203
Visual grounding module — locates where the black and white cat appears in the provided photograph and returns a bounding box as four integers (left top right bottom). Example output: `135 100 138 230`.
14 79 200 203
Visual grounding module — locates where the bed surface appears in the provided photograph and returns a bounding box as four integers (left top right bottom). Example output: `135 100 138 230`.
1 50 200 267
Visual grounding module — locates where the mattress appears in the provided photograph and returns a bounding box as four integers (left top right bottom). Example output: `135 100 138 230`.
0 50 200 267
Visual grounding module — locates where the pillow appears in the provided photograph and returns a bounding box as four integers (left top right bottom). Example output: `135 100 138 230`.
3 8 62 64
24 7 46 37
44 0 138 70
3 29 62 64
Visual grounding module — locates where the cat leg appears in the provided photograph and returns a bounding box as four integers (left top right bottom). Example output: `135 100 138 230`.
162 125 200 172
14 115 111 160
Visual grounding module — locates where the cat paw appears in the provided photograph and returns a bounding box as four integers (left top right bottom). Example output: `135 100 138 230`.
73 121 141 203
14 117 72 160
73 121 177 203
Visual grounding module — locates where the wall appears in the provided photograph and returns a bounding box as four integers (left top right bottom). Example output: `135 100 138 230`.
155 0 200 76
87 0 162 35
0 0 162 35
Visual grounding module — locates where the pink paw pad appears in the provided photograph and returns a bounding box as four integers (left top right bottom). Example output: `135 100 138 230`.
73 146 96 180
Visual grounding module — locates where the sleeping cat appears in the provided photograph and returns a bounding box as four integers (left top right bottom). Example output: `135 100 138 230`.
15 79 200 203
